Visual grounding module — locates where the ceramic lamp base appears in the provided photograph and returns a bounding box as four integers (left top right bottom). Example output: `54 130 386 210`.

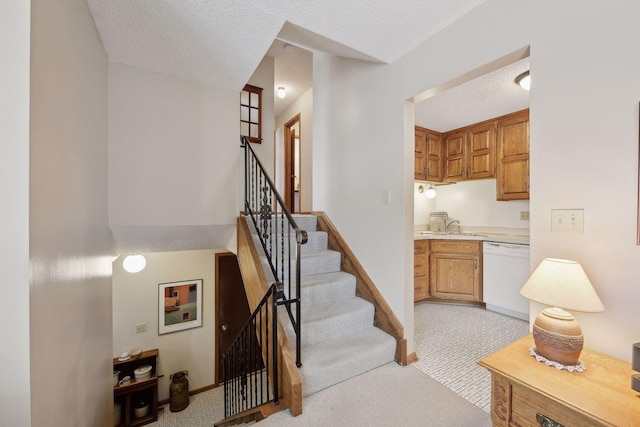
532 307 584 366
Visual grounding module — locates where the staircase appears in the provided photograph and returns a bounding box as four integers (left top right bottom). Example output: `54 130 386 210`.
249 213 397 397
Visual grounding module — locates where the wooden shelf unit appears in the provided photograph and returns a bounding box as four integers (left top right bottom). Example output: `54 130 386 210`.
113 349 159 427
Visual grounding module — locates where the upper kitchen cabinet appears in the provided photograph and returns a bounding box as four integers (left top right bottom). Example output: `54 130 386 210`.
443 130 467 181
467 121 496 180
415 126 443 181
415 126 428 181
443 121 496 182
496 109 529 200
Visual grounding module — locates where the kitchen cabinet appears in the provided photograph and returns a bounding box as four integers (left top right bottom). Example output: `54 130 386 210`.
443 130 467 181
415 126 443 181
414 240 430 301
414 127 428 181
466 121 496 179
429 240 482 303
496 109 529 200
113 349 159 427
443 122 496 182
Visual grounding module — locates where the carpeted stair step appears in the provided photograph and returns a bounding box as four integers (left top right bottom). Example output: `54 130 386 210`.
300 271 356 308
283 297 375 347
251 230 328 256
297 327 397 396
260 249 341 282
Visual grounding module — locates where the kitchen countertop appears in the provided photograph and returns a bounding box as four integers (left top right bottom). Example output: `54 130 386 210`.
414 228 530 245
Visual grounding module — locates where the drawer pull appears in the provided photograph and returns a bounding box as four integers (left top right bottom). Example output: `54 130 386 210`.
536 413 564 427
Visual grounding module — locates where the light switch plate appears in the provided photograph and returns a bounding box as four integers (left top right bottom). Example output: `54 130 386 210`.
551 209 584 234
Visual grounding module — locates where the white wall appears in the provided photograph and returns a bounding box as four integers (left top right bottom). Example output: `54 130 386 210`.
29 0 115 426
314 0 640 360
0 2 31 425
113 250 217 401
415 179 530 229
276 87 314 212
109 63 242 227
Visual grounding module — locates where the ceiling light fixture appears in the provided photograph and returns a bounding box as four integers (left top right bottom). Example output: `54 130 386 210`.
515 71 530 91
122 254 147 273
277 86 286 99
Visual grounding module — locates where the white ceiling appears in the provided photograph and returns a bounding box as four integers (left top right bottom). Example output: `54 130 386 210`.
86 1 532 253
87 0 488 92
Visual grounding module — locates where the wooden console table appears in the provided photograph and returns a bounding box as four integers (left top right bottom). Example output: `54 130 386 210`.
478 335 640 427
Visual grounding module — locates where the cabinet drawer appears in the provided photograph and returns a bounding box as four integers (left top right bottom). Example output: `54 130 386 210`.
430 239 480 254
414 276 429 301
414 254 429 277
511 383 601 427
414 240 429 255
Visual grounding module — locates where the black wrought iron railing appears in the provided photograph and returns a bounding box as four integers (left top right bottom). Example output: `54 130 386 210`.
218 137 308 420
241 135 307 367
221 283 280 418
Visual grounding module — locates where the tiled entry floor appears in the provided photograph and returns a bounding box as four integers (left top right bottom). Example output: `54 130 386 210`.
413 302 529 412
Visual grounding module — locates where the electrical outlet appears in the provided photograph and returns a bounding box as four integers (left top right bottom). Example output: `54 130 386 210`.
520 211 530 221
136 322 147 333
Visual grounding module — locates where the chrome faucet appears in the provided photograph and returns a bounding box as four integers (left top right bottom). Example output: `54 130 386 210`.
444 219 460 231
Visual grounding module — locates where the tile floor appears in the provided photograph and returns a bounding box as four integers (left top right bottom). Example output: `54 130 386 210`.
412 302 529 412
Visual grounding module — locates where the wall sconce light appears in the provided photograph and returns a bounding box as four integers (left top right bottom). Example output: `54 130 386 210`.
515 71 530 91
122 254 147 273
418 184 437 199
277 86 287 99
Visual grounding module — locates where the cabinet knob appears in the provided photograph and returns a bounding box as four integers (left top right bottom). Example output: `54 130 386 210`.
220 324 229 332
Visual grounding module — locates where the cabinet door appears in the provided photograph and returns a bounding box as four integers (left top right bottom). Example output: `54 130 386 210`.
415 127 428 181
430 253 479 301
425 130 443 182
443 130 467 181
497 110 529 200
467 121 496 179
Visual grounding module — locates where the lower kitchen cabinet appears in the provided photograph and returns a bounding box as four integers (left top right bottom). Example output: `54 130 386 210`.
414 240 430 301
429 240 482 303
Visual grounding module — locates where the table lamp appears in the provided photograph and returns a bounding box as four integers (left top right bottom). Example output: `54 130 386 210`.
519 258 605 366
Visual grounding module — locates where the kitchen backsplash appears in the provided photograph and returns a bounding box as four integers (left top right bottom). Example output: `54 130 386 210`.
414 179 530 229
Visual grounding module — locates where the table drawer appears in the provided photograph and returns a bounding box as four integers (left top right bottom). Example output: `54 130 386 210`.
511 383 603 427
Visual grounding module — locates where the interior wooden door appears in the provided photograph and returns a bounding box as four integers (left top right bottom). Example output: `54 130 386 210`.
284 114 301 213
215 252 263 383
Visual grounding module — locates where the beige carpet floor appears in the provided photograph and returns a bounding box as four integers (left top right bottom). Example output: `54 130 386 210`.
150 362 490 426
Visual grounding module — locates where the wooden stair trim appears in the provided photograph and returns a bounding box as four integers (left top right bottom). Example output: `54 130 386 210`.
213 401 284 427
236 217 303 416
312 211 407 364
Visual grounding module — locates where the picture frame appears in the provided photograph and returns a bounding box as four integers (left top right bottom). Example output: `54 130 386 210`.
158 279 203 334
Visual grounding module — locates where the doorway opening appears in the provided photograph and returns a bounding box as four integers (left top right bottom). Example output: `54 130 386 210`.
284 114 301 213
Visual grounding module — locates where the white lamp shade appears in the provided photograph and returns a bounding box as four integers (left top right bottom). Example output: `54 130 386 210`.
519 258 604 313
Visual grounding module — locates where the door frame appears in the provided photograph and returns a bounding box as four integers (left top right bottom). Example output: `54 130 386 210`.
284 114 301 213
214 251 235 386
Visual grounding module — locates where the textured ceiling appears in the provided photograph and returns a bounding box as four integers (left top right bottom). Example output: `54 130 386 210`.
415 57 530 132
87 0 488 92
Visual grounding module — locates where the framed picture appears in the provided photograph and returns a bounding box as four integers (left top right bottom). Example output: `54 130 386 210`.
158 279 203 334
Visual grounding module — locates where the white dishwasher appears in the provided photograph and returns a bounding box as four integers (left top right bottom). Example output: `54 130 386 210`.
482 241 530 321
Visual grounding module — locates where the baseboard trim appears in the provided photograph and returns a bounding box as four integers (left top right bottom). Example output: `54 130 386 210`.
158 383 218 406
